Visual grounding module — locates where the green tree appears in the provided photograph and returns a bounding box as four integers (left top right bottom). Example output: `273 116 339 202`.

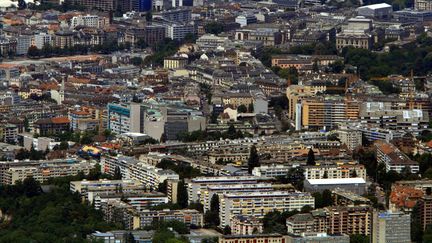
23 117 30 132
177 180 188 208
307 148 315 166
113 166 122 180
210 194 219 213
322 189 332 207
313 192 323 208
131 56 143 66
27 46 40 58
247 145 260 174
59 141 69 150
146 12 152 21
18 0 27 9
248 103 254 113
350 234 370 243
237 105 248 113
136 39 148 49
223 225 231 235
204 22 224 35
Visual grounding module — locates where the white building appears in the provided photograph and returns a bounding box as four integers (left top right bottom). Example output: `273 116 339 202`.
71 15 101 28
220 191 314 226
165 23 195 41
34 33 52 49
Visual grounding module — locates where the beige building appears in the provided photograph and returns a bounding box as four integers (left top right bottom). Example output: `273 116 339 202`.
163 56 188 69
286 85 326 121
415 0 432 10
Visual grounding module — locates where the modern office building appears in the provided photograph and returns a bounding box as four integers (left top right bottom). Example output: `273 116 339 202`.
372 211 411 243
107 103 144 134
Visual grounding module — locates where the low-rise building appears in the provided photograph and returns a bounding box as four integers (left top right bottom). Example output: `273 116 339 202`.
230 215 263 235
304 178 366 195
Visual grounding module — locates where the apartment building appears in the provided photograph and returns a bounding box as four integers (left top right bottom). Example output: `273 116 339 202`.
219 191 314 226
286 85 326 120
418 195 432 231
71 15 106 28
5 161 94 185
187 176 273 203
304 162 366 180
97 192 168 210
101 155 179 190
326 205 372 236
372 211 411 243
375 140 419 173
301 97 360 130
338 129 362 150
70 179 146 202
415 0 432 10
201 183 275 212
137 209 203 228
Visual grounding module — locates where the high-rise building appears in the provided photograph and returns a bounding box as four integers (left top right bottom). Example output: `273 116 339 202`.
107 103 144 134
372 211 411 243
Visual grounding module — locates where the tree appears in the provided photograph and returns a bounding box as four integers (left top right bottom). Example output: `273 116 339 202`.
23 117 29 132
237 105 247 113
286 167 305 190
59 141 69 150
18 0 27 10
313 192 323 208
22 177 42 197
301 205 313 213
204 22 224 35
177 180 188 208
322 189 332 207
223 225 231 235
247 145 260 174
262 210 287 234
349 234 370 243
131 56 143 66
307 148 315 166
113 166 122 180
27 46 40 58
136 39 148 49
146 12 153 22
210 194 219 213
323 171 328 178
205 194 220 226
248 103 254 113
